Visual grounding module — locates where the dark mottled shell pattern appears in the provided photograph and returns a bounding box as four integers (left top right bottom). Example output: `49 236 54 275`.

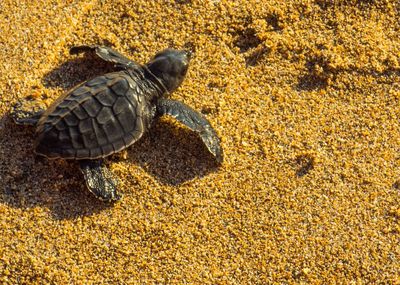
35 70 158 159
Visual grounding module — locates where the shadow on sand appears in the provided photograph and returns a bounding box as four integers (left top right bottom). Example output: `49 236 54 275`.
125 119 220 186
0 56 220 220
42 55 118 90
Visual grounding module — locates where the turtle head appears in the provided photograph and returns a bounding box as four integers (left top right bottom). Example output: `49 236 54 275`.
146 49 191 93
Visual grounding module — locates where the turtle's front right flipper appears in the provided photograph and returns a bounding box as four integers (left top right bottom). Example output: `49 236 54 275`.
10 100 45 126
70 45 140 69
79 160 122 202
156 98 223 164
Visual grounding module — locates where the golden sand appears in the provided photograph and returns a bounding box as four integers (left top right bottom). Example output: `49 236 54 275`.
0 0 399 283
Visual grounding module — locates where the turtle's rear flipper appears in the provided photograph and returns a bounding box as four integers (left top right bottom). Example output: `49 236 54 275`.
70 45 140 69
156 98 223 164
79 160 122 202
10 101 45 126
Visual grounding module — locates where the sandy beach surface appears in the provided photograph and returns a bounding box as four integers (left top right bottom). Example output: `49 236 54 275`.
0 0 399 283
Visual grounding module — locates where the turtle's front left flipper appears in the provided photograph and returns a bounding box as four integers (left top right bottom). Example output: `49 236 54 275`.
70 45 140 69
156 98 223 164
79 160 122 202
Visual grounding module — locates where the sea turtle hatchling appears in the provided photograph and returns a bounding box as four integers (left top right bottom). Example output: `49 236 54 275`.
11 45 223 202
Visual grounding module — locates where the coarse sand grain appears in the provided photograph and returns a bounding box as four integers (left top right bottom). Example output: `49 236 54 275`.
0 0 399 283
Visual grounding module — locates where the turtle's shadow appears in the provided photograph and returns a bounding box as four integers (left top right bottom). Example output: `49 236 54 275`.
0 115 219 220
0 115 114 220
42 54 118 90
124 119 220 186
0 56 120 220
1 56 220 219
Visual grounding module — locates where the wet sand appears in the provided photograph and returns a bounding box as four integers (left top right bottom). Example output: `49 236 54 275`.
0 0 399 283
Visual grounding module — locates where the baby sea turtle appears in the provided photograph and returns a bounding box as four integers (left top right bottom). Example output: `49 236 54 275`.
11 45 223 201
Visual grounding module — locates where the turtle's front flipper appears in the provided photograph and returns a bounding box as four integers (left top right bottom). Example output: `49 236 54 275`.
70 45 140 69
10 101 45 126
79 160 122 202
156 98 223 164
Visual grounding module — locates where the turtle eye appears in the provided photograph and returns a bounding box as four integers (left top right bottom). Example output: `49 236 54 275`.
180 65 188 76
